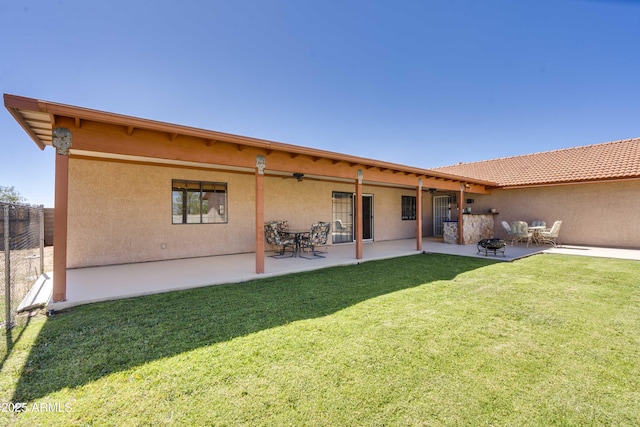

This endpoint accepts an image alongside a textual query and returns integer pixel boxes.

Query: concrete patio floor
[29,237,640,311]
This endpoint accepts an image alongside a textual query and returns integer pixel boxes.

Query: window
[401,195,416,220]
[172,180,227,224]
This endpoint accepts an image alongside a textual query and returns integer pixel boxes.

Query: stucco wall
[67,158,424,268]
[67,159,256,268]
[266,181,418,241]
[469,180,640,248]
[365,186,419,241]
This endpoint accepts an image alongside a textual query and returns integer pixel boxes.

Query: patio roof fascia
[4,95,51,150]
[4,93,497,193]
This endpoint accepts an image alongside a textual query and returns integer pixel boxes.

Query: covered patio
[30,237,639,311]
[5,94,498,306]
[8,95,640,315]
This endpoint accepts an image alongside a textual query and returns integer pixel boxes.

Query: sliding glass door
[331,192,373,243]
[332,192,353,244]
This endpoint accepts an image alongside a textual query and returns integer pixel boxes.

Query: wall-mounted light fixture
[428,188,437,193]
[293,173,304,182]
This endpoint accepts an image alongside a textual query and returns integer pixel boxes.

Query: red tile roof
[433,138,640,187]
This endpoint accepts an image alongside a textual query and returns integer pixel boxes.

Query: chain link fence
[1,202,49,329]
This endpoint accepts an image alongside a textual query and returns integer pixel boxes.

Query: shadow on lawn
[1,315,34,375]
[12,253,495,401]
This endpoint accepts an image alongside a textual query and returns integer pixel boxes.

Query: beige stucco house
[5,94,639,303]
[4,94,494,302]
[434,138,640,248]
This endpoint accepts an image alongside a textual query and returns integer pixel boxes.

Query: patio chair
[531,220,546,228]
[501,221,513,241]
[510,221,533,246]
[539,220,562,247]
[264,222,296,257]
[300,221,331,258]
[264,221,278,250]
[275,220,289,234]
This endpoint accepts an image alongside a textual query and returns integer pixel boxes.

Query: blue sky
[2,0,639,207]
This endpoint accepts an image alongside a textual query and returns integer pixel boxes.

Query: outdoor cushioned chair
[264,220,289,248]
[264,222,295,257]
[539,220,562,247]
[300,221,331,258]
[334,219,347,232]
[531,220,546,228]
[510,221,533,246]
[501,221,513,241]
[264,222,278,254]
[275,220,289,235]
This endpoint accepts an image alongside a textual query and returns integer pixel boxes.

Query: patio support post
[355,169,363,259]
[458,184,465,245]
[416,178,423,251]
[255,156,266,274]
[52,127,72,302]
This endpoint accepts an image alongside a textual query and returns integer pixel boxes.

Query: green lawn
[1,253,639,426]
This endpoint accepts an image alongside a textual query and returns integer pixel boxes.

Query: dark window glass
[172,180,227,224]
[401,195,416,220]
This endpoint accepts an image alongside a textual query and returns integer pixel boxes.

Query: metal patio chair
[501,220,513,241]
[264,221,295,257]
[510,221,533,246]
[299,221,331,258]
[539,220,562,247]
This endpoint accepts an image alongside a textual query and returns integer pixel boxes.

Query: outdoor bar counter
[443,213,496,244]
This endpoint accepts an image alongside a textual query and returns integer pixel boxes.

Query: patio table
[529,226,545,245]
[285,229,310,257]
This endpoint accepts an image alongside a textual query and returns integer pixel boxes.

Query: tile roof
[432,138,640,187]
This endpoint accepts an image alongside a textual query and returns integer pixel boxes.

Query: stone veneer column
[462,214,495,244]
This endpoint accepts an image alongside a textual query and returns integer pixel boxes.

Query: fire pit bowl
[477,238,506,257]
